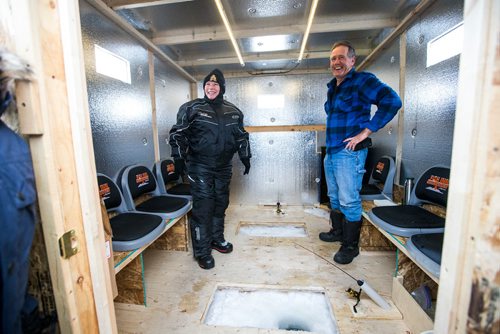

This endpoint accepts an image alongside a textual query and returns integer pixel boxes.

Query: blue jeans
[324,148,368,222]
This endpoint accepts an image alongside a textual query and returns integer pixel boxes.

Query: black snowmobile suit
[169,97,251,257]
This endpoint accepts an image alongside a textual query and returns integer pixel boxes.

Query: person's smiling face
[330,45,355,84]
[204,81,221,100]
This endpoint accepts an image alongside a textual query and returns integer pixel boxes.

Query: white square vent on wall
[427,22,464,67]
[94,44,131,84]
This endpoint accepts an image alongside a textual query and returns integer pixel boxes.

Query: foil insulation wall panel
[230,131,321,205]
[363,41,401,179]
[399,0,463,182]
[224,74,330,205]
[224,74,330,127]
[81,1,155,177]
[154,59,192,159]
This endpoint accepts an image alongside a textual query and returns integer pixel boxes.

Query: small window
[257,94,285,109]
[94,44,131,84]
[426,22,464,67]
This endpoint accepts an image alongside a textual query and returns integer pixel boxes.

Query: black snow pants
[187,161,232,258]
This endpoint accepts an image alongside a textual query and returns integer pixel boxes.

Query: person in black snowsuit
[169,69,251,269]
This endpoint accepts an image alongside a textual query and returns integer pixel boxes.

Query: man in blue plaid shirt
[320,40,402,264]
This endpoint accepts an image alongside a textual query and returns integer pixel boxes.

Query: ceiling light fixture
[298,0,319,63]
[215,0,245,66]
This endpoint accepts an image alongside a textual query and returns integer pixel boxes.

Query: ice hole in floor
[238,222,307,237]
[204,285,339,333]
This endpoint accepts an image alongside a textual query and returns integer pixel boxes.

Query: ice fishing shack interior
[0,0,498,333]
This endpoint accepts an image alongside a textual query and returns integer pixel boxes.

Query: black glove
[174,159,186,177]
[241,158,251,175]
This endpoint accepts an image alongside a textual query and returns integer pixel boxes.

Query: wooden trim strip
[245,124,326,132]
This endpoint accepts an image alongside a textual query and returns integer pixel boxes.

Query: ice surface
[204,287,338,333]
[239,225,307,237]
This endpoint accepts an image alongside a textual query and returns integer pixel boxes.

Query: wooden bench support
[392,276,434,334]
[397,252,439,295]
[112,213,190,306]
[360,220,397,251]
[115,254,146,305]
[360,200,397,251]
[150,214,189,251]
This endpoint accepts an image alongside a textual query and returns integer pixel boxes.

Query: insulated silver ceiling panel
[222,0,309,29]
[241,34,302,53]
[105,0,419,77]
[120,0,219,33]
[173,40,236,61]
[316,0,416,19]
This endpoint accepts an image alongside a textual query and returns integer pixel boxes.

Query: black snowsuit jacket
[169,97,251,166]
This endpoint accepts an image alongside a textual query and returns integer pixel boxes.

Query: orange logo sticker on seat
[167,163,175,174]
[99,183,110,199]
[136,172,150,187]
[426,175,449,193]
[375,162,385,174]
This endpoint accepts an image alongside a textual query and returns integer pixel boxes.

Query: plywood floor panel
[115,205,409,334]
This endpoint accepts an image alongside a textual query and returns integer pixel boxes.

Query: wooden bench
[114,214,189,306]
[361,190,442,334]
[362,202,439,284]
[101,204,190,306]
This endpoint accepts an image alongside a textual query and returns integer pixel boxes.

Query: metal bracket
[59,229,79,259]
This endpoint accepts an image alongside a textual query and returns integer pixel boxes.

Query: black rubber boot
[189,216,214,269]
[319,210,344,242]
[211,216,233,253]
[211,240,233,253]
[190,219,211,258]
[333,220,362,264]
[196,254,215,269]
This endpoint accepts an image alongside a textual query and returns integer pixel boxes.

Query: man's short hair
[331,41,356,58]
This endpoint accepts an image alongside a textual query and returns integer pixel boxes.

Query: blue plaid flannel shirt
[324,68,402,154]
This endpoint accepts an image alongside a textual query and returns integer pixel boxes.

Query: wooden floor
[114,205,410,333]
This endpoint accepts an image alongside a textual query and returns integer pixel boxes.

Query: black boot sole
[211,245,233,253]
[319,234,342,242]
[198,262,215,269]
[333,249,359,264]
[319,232,342,242]
[196,256,215,269]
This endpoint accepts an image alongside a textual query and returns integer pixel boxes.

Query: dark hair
[331,40,356,58]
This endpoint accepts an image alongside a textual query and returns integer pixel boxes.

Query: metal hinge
[59,230,79,259]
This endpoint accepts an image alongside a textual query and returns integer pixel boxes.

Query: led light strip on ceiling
[214,0,245,67]
[298,0,319,63]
